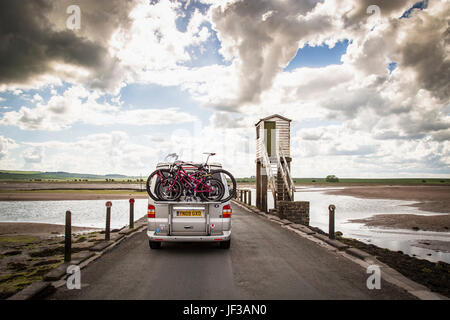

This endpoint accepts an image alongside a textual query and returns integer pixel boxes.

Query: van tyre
[219,239,231,249]
[149,241,161,249]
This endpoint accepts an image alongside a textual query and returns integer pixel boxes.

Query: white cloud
[0,0,449,178]
[23,131,174,175]
[23,146,44,164]
[110,0,211,76]
[0,85,198,130]
[31,94,43,103]
[20,120,256,176]
[0,136,16,159]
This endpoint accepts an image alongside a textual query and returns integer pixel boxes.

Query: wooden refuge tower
[255,114,296,212]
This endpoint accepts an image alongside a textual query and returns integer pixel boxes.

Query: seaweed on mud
[0,236,37,244]
[32,259,61,267]
[7,262,27,272]
[0,261,63,299]
[3,250,21,256]
[0,273,24,284]
[29,246,64,257]
[338,236,450,298]
[29,246,83,258]
[307,225,450,297]
[74,236,87,243]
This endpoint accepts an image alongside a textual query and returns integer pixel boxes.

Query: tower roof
[255,114,292,126]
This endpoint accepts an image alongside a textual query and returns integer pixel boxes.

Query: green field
[1,170,449,186]
[0,170,41,175]
[0,170,142,182]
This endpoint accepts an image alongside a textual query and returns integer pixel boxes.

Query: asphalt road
[48,204,414,300]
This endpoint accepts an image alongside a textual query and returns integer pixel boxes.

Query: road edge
[7,218,148,300]
[231,199,448,300]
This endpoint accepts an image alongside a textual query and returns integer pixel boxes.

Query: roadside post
[248,190,252,206]
[64,210,72,262]
[105,201,112,241]
[328,204,336,239]
[243,190,247,204]
[129,198,135,229]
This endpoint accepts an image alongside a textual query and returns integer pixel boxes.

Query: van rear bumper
[147,230,231,242]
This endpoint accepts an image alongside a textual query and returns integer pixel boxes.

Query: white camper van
[147,161,232,249]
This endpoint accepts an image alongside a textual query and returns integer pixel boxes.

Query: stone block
[277,201,310,225]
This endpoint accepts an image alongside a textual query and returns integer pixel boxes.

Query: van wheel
[219,239,231,249]
[149,241,161,249]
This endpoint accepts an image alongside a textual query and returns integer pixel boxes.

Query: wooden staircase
[261,143,296,205]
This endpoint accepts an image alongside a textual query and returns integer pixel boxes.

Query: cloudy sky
[0,0,448,178]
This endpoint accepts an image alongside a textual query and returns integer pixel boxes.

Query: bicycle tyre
[146,169,172,201]
[210,169,236,202]
[199,177,225,202]
[156,177,183,201]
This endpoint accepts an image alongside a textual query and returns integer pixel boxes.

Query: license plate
[176,210,202,217]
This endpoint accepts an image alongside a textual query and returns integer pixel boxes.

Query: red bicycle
[146,154,225,202]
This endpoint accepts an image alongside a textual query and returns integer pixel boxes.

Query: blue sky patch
[284,40,349,71]
[182,22,230,68]
[175,0,210,32]
[401,0,428,18]
[388,62,398,73]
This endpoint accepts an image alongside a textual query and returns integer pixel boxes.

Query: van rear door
[171,204,209,236]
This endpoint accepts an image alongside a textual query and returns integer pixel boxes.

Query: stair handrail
[278,144,295,200]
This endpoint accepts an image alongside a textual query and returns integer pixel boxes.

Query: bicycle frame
[167,165,213,193]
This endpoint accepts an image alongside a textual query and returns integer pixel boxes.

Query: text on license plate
[176,210,202,217]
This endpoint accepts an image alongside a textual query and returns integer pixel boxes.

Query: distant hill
[0,170,138,181]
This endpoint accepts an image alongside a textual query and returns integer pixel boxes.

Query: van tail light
[148,204,155,218]
[222,204,231,218]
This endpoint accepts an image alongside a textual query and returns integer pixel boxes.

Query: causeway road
[48,204,414,300]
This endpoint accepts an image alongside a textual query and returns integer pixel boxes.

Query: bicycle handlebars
[166,153,216,170]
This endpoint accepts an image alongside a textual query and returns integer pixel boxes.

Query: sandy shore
[325,185,450,213]
[1,184,449,232]
[0,222,100,237]
[349,214,450,232]
[0,182,142,191]
[0,191,148,201]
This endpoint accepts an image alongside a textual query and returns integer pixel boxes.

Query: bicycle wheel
[210,169,236,202]
[199,177,225,202]
[146,169,172,201]
[156,177,182,201]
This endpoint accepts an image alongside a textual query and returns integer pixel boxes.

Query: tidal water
[247,187,450,264]
[0,199,148,229]
[0,189,449,263]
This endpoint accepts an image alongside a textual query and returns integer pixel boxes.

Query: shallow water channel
[0,190,449,263]
[0,199,148,229]
[247,187,450,264]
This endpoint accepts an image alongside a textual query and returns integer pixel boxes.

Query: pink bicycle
[146,154,224,202]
